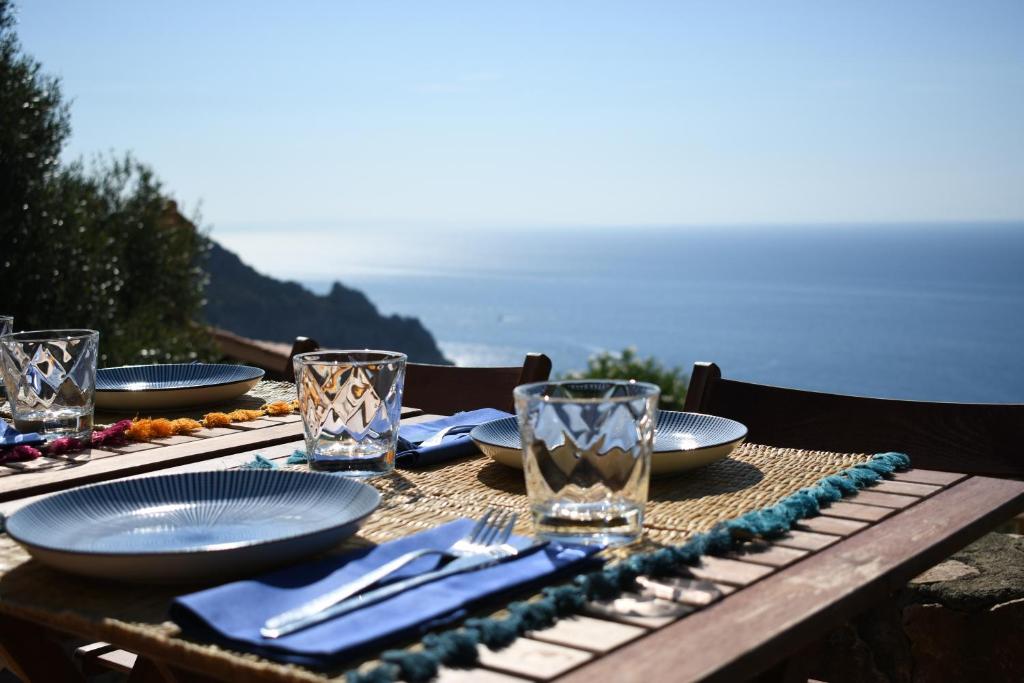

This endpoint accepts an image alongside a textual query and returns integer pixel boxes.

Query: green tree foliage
[563,347,689,410]
[0,1,215,365]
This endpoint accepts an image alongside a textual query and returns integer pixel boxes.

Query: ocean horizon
[220,223,1024,404]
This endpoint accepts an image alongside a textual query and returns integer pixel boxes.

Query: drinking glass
[0,329,99,444]
[0,315,11,400]
[514,380,660,546]
[293,350,406,477]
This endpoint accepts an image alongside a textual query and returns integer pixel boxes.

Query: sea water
[302,223,1024,403]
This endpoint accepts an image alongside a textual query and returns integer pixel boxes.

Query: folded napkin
[395,408,512,468]
[0,419,43,450]
[170,519,600,668]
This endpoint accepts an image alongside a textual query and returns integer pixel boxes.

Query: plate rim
[470,411,749,455]
[96,363,265,393]
[5,469,380,558]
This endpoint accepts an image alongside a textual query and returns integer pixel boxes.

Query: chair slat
[684,362,1024,477]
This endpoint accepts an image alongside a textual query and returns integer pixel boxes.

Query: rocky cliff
[203,241,449,364]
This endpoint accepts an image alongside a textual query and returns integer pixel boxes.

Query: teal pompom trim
[343,451,911,683]
[243,450,309,469]
[240,454,276,470]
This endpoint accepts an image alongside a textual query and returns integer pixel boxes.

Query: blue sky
[15,1,1024,238]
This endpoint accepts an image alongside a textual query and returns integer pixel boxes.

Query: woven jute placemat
[0,442,870,681]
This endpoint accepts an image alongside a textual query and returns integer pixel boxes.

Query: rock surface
[203,241,449,364]
[806,532,1024,683]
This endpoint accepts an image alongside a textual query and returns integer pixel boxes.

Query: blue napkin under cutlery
[170,519,600,668]
[395,408,512,468]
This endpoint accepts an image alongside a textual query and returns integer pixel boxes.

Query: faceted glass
[0,329,99,444]
[514,380,660,547]
[0,316,10,400]
[293,350,406,477]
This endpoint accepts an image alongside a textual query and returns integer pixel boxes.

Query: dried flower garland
[0,400,299,463]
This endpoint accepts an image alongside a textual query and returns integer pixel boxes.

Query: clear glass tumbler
[293,350,407,477]
[514,380,660,546]
[0,316,11,400]
[0,329,99,443]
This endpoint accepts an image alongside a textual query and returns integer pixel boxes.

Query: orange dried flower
[263,401,294,416]
[126,418,176,441]
[148,419,176,438]
[203,412,232,428]
[170,418,202,434]
[125,420,153,441]
[227,409,264,422]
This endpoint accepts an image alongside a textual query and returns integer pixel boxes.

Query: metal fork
[260,508,516,638]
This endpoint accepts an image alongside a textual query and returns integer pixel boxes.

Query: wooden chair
[683,361,1024,478]
[287,338,552,415]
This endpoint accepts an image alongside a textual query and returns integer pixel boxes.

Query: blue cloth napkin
[395,408,512,468]
[0,419,43,450]
[170,519,600,668]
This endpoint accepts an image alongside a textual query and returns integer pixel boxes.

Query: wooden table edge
[555,474,1024,683]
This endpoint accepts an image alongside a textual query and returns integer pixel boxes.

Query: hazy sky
[16,1,1024,235]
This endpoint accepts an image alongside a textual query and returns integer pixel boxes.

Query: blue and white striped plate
[5,469,380,582]
[471,411,747,476]
[95,363,265,411]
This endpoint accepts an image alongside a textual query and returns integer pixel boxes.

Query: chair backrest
[683,362,1024,478]
[286,337,552,415]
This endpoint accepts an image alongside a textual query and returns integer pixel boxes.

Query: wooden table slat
[0,421,304,502]
[258,413,303,424]
[729,542,809,568]
[847,490,920,509]
[795,515,869,536]
[105,441,162,454]
[436,667,533,683]
[585,593,693,629]
[870,480,942,497]
[189,427,245,438]
[476,639,593,680]
[818,500,893,522]
[143,434,202,446]
[771,529,840,552]
[889,469,967,486]
[223,418,281,430]
[528,615,647,653]
[686,556,775,586]
[555,475,1024,683]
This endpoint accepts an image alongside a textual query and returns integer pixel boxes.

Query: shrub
[562,347,689,410]
[0,1,216,365]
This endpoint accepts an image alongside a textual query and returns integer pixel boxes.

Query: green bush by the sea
[562,347,689,410]
[0,0,216,366]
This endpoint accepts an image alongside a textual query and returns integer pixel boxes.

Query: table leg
[0,614,86,683]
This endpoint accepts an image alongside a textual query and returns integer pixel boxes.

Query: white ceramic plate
[95,363,265,411]
[471,412,747,476]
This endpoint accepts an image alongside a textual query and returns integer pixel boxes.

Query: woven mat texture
[0,441,870,681]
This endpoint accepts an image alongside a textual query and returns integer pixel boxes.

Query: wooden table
[1,411,1022,683]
